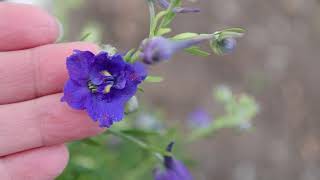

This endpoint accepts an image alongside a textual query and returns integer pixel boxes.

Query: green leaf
[214,85,233,103]
[79,23,102,43]
[152,11,168,36]
[157,28,172,36]
[210,39,223,55]
[171,32,199,40]
[161,11,176,28]
[124,49,136,62]
[79,32,91,41]
[185,46,210,57]
[101,44,117,56]
[138,87,144,93]
[129,51,141,63]
[148,0,156,37]
[169,0,182,8]
[159,0,182,28]
[154,11,168,23]
[214,27,246,40]
[145,76,164,83]
[222,27,246,33]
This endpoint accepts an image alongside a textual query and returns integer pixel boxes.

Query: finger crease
[30,48,41,98]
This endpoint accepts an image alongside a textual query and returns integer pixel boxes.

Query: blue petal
[94,52,127,76]
[61,80,91,110]
[85,94,125,127]
[66,50,95,84]
[154,169,180,180]
[113,73,127,89]
[109,80,138,103]
[89,52,127,85]
[105,61,147,103]
[130,62,148,83]
[169,159,193,180]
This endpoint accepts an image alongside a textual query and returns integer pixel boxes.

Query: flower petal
[89,52,127,85]
[106,62,146,103]
[94,52,127,76]
[66,50,95,84]
[170,160,193,180]
[61,80,91,110]
[110,80,138,103]
[154,169,180,180]
[85,94,125,127]
[130,62,148,83]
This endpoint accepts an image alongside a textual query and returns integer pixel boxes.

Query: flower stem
[107,128,172,158]
[147,0,156,37]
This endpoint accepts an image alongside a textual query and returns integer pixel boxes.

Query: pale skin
[0,3,104,179]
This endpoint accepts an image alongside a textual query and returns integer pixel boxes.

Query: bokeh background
[4,0,320,179]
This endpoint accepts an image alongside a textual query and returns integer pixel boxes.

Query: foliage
[57,86,258,180]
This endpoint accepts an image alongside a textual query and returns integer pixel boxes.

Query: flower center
[87,70,127,94]
[87,81,98,93]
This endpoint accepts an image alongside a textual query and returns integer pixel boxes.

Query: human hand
[0,3,103,179]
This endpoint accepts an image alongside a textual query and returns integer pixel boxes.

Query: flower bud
[218,37,237,54]
[157,0,200,13]
[140,36,204,65]
[153,142,193,180]
[187,108,212,129]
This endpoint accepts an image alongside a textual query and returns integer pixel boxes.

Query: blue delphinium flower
[154,142,193,180]
[188,108,212,129]
[157,0,200,13]
[62,50,147,127]
[141,36,204,65]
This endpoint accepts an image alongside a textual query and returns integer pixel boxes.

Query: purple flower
[141,36,203,65]
[188,108,212,129]
[62,50,147,127]
[154,143,193,180]
[157,0,200,13]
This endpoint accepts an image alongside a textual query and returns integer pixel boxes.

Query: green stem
[108,128,148,148]
[147,0,156,37]
[107,128,171,158]
[157,0,178,31]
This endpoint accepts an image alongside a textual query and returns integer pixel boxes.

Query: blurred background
[3,0,320,179]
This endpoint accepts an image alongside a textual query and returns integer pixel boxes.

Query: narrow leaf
[214,27,246,40]
[80,32,91,41]
[171,32,199,40]
[124,49,136,62]
[185,46,210,57]
[157,28,172,36]
[145,76,164,83]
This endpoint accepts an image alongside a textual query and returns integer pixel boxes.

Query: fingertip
[0,2,60,51]
[44,144,69,177]
[1,144,69,180]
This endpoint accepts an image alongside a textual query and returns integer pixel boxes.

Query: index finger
[0,2,60,51]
